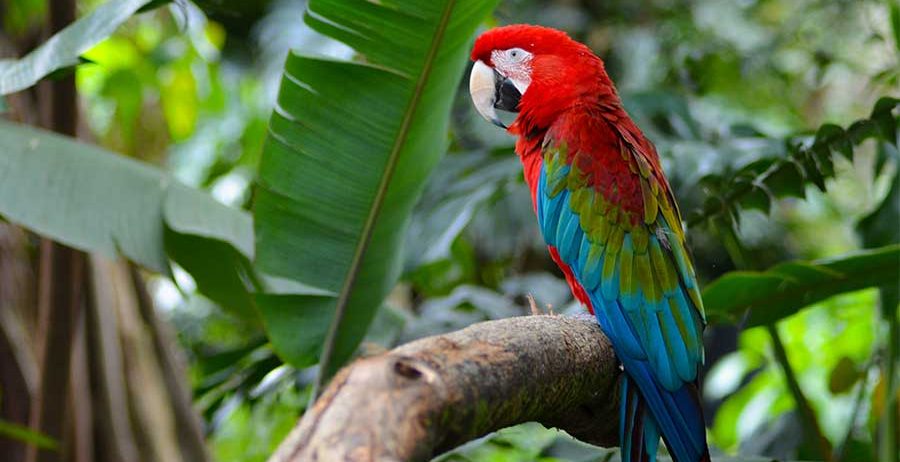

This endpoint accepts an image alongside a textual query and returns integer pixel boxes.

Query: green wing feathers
[538,126,706,390]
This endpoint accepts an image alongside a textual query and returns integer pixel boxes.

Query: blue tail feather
[619,358,709,462]
[595,302,709,462]
[620,375,659,462]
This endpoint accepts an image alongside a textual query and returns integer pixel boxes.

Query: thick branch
[270,314,622,462]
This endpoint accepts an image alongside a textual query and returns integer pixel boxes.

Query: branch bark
[269,314,622,462]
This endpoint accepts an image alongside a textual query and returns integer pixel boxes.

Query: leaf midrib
[314,0,459,395]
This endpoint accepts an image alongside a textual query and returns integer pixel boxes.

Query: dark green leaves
[688,97,900,227]
[253,0,498,378]
[703,244,900,326]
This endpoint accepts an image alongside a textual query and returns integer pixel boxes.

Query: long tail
[619,364,710,462]
[621,375,659,462]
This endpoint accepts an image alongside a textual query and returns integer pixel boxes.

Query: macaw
[469,25,710,462]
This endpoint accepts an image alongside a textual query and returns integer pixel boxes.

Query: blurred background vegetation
[0,0,897,461]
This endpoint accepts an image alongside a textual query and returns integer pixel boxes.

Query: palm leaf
[253,0,498,384]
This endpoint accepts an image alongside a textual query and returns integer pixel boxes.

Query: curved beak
[469,60,522,129]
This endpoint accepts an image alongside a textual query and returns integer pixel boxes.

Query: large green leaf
[0,0,158,95]
[253,0,499,376]
[0,120,257,318]
[703,244,900,326]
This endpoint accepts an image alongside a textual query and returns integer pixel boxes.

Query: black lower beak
[493,69,522,113]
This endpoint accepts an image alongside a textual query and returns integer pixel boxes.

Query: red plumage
[471,25,711,462]
[472,25,668,229]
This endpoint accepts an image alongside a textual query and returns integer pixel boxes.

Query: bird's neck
[516,134,545,209]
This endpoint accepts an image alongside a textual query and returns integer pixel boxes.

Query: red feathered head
[469,25,615,135]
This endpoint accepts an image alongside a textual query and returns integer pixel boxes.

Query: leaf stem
[713,218,833,461]
[766,323,833,461]
[833,355,875,462]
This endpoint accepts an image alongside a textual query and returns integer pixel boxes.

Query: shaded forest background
[0,0,897,461]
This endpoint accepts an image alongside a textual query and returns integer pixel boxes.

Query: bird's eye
[507,48,528,61]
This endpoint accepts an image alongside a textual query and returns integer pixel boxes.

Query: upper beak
[469,60,522,129]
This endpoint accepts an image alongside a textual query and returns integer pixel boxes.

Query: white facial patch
[491,48,532,95]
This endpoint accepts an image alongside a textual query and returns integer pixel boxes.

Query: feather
[640,178,658,224]
[556,199,581,262]
[523,83,709,462]
[619,235,635,309]
[649,238,677,296]
[580,240,604,291]
[634,252,657,303]
[541,190,566,244]
[658,309,695,382]
[631,226,649,254]
[600,246,620,301]
[603,298,646,359]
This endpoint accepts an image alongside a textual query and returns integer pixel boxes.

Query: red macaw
[469,25,710,462]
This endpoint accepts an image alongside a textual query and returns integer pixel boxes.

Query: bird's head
[469,24,613,133]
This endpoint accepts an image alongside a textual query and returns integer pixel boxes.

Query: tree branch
[269,314,622,462]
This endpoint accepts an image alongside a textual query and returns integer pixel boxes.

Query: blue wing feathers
[557,205,582,262]
[579,239,605,291]
[606,299,647,360]
[535,161,708,462]
[660,308,695,382]
[600,251,620,300]
[645,314,679,391]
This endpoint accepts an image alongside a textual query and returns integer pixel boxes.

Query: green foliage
[704,244,900,326]
[208,371,308,462]
[0,0,155,94]
[0,418,58,450]
[405,149,519,270]
[252,0,499,380]
[0,120,257,317]
[0,0,897,460]
[828,356,864,395]
[1,0,46,37]
[76,9,245,159]
[707,289,880,452]
[688,97,899,227]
